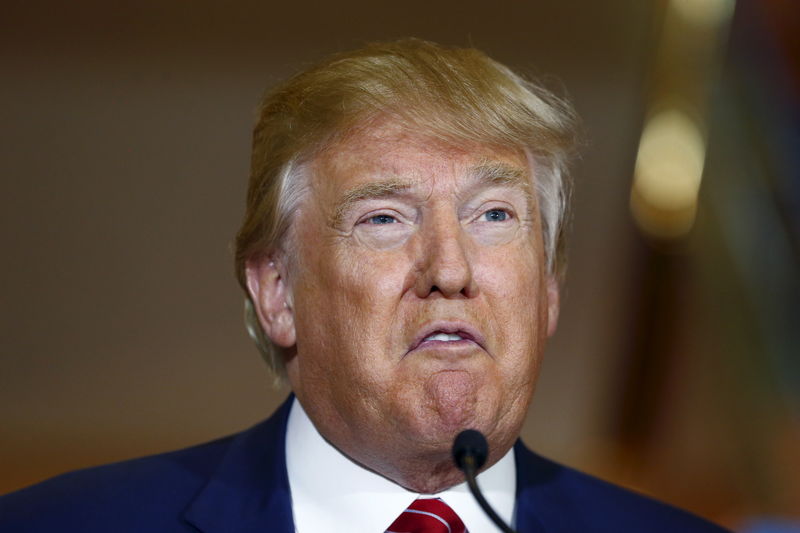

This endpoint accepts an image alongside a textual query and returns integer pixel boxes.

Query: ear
[245,255,296,348]
[545,276,560,338]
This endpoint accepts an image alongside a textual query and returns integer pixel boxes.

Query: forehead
[310,122,530,193]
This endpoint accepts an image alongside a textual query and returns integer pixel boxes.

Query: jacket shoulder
[0,434,234,533]
[514,444,730,533]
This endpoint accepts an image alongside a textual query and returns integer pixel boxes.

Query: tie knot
[386,498,467,533]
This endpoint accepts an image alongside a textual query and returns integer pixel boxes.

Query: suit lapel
[514,441,562,533]
[184,402,564,533]
[184,396,295,533]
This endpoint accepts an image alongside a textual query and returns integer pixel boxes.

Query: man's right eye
[353,211,411,250]
[366,214,397,224]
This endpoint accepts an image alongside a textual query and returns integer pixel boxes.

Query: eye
[365,214,398,224]
[467,202,520,246]
[482,209,510,222]
[353,210,413,250]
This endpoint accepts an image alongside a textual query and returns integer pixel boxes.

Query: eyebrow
[467,159,533,200]
[330,178,412,228]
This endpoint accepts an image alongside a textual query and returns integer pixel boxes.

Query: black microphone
[452,430,517,533]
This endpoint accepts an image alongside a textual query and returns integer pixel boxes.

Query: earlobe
[546,277,560,338]
[245,256,296,348]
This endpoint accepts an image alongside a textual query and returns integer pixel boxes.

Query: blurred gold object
[632,107,705,239]
[671,0,735,28]
[630,0,734,239]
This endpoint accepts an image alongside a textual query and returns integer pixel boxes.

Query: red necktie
[385,498,467,533]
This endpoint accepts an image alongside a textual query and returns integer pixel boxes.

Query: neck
[363,453,467,494]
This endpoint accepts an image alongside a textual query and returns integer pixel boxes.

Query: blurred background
[1,0,797,530]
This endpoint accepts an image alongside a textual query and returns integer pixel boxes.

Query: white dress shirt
[285,398,516,532]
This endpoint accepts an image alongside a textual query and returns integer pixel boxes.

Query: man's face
[252,122,558,490]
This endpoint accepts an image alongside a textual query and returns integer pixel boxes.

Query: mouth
[407,321,486,354]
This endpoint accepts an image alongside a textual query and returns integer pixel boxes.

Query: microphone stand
[453,430,518,533]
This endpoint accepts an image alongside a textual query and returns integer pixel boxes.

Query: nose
[413,217,478,299]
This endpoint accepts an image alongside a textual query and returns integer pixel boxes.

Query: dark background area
[2,1,797,530]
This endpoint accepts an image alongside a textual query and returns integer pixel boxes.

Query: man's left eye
[482,209,509,222]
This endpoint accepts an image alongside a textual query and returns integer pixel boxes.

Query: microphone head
[452,429,489,471]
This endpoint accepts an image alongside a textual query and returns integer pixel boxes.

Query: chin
[394,384,507,452]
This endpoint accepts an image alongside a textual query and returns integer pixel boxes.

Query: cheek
[475,243,541,301]
[293,241,411,363]
[333,242,413,302]
[474,243,545,368]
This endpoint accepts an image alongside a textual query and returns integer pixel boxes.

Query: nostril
[430,285,441,293]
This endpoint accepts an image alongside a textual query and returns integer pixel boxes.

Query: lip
[407,320,486,354]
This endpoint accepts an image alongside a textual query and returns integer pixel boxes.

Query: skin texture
[246,122,559,493]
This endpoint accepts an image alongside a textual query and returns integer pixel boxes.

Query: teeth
[423,333,464,342]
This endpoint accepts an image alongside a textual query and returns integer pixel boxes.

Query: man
[0,39,728,532]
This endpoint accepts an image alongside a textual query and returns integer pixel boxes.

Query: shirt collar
[285,397,516,532]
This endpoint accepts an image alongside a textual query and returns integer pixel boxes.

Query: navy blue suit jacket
[0,397,728,532]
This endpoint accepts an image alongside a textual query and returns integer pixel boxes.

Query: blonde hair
[234,38,578,378]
